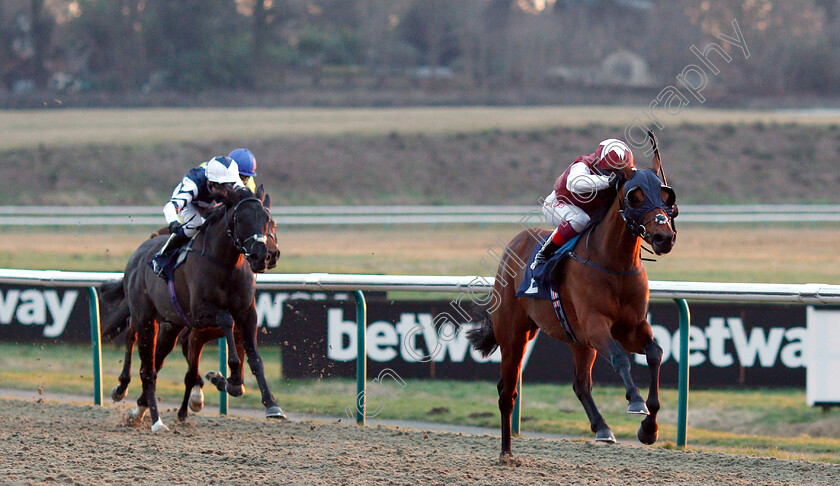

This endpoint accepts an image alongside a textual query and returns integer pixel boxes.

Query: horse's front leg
[236,306,285,419]
[605,339,649,415]
[637,339,662,445]
[195,306,243,396]
[179,331,206,421]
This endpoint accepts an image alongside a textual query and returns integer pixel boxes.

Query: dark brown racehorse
[468,139,677,460]
[103,209,281,421]
[100,185,282,431]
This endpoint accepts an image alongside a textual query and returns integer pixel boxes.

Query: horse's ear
[214,187,235,206]
[264,193,271,210]
[256,184,266,203]
[647,130,662,175]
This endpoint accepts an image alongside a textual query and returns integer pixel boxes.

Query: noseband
[227,197,270,259]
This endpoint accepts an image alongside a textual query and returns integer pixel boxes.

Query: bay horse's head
[619,169,678,255]
[221,185,274,273]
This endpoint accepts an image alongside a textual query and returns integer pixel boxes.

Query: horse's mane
[588,187,619,228]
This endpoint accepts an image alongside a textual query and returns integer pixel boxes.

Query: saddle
[148,240,201,327]
[516,233,583,344]
[149,240,193,282]
[516,233,582,300]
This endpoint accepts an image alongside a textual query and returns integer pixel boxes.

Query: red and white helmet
[595,139,634,170]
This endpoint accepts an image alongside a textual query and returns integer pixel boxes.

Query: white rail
[4,269,840,304]
[2,205,840,226]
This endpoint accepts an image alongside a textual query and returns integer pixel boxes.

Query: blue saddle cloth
[515,233,583,300]
[149,240,193,282]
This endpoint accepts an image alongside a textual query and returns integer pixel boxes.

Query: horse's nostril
[652,232,671,246]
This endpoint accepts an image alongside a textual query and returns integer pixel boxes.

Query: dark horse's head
[216,185,274,273]
[619,168,678,255]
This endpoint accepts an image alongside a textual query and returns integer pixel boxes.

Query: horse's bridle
[227,197,271,259]
[618,175,678,241]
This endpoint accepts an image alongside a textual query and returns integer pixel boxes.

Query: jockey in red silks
[531,138,636,270]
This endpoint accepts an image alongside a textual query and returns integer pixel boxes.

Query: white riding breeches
[173,205,204,238]
[542,190,590,233]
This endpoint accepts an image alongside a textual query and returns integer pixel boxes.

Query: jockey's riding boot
[152,232,188,277]
[531,224,577,270]
[531,236,560,270]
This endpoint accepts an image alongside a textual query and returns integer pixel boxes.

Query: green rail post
[354,290,368,425]
[88,287,103,406]
[218,337,228,415]
[512,370,522,436]
[675,298,691,449]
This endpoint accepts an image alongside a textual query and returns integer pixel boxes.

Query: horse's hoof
[151,418,169,433]
[499,453,521,466]
[637,423,659,445]
[127,406,147,424]
[265,406,286,419]
[188,385,204,412]
[206,371,226,391]
[111,385,126,402]
[595,428,617,443]
[177,410,188,422]
[225,382,244,397]
[628,400,650,415]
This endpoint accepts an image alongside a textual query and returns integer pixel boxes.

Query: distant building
[547,49,657,88]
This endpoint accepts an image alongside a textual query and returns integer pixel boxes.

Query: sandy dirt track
[2,397,838,486]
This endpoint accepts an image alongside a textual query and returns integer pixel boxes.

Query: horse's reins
[568,208,644,277]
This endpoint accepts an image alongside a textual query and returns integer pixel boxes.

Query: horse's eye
[628,188,645,208]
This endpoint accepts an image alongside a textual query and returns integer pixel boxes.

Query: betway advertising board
[1,283,833,388]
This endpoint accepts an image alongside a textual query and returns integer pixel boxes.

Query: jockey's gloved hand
[168,221,183,235]
[608,171,622,192]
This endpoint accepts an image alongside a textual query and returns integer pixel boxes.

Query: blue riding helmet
[228,148,257,177]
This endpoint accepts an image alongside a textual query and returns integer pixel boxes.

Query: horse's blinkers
[620,170,678,238]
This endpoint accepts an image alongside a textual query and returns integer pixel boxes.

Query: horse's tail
[99,279,131,342]
[466,314,498,358]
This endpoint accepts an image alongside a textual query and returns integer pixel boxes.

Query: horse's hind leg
[496,322,532,460]
[136,318,168,432]
[111,320,135,402]
[570,344,616,443]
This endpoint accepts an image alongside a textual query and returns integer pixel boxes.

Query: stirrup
[530,252,547,270]
[151,258,165,278]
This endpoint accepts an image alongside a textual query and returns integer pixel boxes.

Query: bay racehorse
[102,208,282,421]
[468,135,677,460]
[99,185,283,431]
